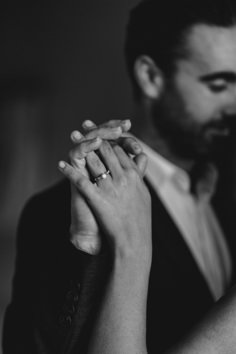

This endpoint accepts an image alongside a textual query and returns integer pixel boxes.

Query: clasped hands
[58,119,152,264]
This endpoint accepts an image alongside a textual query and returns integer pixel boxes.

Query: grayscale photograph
[1,0,236,353]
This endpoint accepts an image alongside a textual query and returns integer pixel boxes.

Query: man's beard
[151,97,233,164]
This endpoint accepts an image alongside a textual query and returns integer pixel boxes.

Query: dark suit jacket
[3,179,236,354]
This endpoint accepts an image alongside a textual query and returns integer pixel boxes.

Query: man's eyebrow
[200,72,236,83]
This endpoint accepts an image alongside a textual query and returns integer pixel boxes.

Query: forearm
[87,253,151,354]
[168,285,236,354]
[60,128,152,353]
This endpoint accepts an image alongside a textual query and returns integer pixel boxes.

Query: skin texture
[59,136,151,354]
[68,119,145,254]
[59,140,151,259]
[168,285,236,354]
[59,127,236,354]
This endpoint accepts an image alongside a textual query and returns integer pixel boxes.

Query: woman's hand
[59,137,152,265]
[59,137,151,354]
[60,119,146,255]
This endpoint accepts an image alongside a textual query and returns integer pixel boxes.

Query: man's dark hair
[125,0,236,99]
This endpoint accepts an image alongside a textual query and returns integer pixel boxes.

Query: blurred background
[0,0,139,347]
[2,1,236,351]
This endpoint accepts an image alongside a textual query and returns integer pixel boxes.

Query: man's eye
[208,80,227,93]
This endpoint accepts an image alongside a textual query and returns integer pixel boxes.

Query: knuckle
[101,140,113,154]
[94,158,103,170]
[113,144,123,155]
[127,168,138,180]
[101,128,121,140]
[96,127,106,136]
[125,137,134,145]
[86,128,98,138]
[87,127,110,139]
[87,154,103,169]
[118,174,128,187]
[75,176,84,189]
[120,137,134,151]
[110,131,121,139]
[69,144,85,161]
[113,144,120,153]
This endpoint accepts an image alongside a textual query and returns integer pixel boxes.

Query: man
[120,0,236,351]
[3,0,236,353]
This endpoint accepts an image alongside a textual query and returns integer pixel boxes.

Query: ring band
[94,170,111,183]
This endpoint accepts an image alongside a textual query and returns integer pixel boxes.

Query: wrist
[112,243,152,275]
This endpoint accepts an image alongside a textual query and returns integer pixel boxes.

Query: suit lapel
[146,179,214,299]
[146,180,215,352]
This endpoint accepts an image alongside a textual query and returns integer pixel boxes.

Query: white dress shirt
[140,140,232,301]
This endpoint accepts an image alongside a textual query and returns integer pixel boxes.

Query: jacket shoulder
[18,179,70,243]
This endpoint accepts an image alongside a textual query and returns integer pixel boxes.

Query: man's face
[152,24,236,160]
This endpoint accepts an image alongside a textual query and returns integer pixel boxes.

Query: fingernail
[121,120,131,132]
[122,119,131,127]
[58,161,66,169]
[93,137,101,143]
[71,130,82,141]
[83,120,95,128]
[133,143,141,152]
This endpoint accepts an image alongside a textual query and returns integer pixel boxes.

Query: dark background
[0,0,139,347]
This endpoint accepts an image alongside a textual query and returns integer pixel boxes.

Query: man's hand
[59,137,151,354]
[59,137,151,263]
[61,119,145,255]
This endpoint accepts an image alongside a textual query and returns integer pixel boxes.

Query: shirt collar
[139,139,191,192]
[138,139,217,200]
[193,163,218,201]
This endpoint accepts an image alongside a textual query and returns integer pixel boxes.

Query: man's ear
[134,56,164,99]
